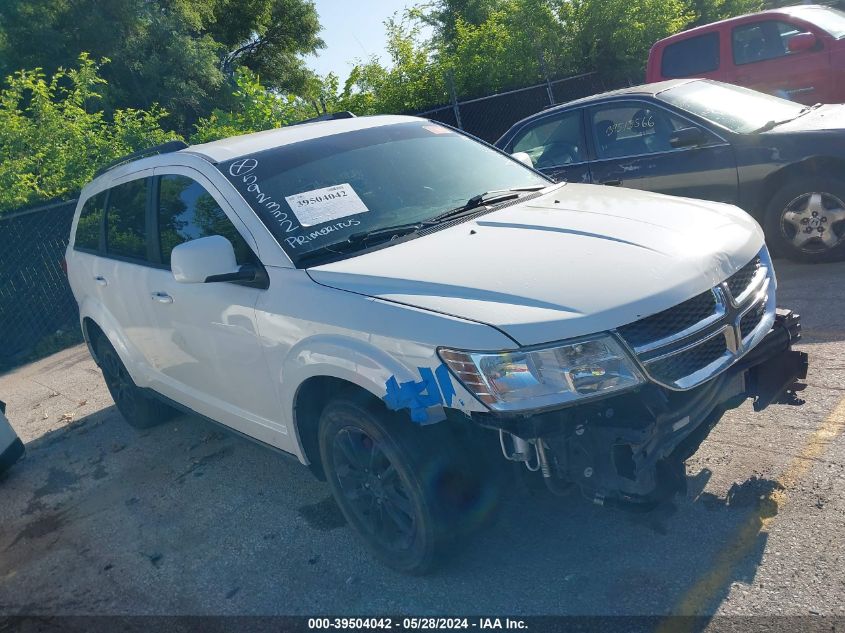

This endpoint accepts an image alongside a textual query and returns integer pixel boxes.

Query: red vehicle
[647,4,845,104]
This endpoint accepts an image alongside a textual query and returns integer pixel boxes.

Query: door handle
[94,276,108,286]
[151,292,173,304]
[602,179,622,186]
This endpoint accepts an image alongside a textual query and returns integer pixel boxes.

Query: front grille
[646,334,728,386]
[617,290,717,349]
[614,249,773,390]
[740,300,766,339]
[726,256,761,300]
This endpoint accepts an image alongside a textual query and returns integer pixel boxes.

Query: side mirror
[511,151,534,168]
[788,32,818,54]
[171,235,255,284]
[669,126,706,149]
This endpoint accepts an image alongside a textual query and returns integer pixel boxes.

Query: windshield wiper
[346,222,430,244]
[297,185,551,266]
[751,103,823,133]
[429,185,547,223]
[296,223,428,267]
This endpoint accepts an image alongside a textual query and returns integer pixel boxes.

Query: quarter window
[511,110,585,169]
[661,33,720,78]
[106,178,148,261]
[733,21,810,65]
[590,102,700,160]
[157,175,253,266]
[74,191,106,252]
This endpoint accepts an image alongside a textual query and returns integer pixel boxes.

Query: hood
[308,184,765,347]
[769,104,845,133]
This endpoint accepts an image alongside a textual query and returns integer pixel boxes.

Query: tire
[318,396,474,574]
[96,336,175,429]
[763,177,845,263]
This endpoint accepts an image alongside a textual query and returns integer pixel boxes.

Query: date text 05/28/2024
[307,618,528,630]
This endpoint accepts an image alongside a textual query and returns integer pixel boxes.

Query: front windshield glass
[657,80,805,133]
[793,6,845,38]
[217,121,549,266]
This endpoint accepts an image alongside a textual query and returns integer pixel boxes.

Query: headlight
[438,335,644,412]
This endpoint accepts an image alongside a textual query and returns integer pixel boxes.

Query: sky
[304,0,425,82]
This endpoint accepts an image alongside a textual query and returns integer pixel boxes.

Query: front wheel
[764,178,845,263]
[318,397,447,574]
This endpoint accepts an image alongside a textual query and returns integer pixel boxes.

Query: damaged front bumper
[462,309,808,509]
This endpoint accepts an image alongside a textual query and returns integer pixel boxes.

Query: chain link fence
[0,200,81,372]
[415,71,609,143]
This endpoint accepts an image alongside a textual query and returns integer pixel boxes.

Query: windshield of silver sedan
[217,121,549,267]
[658,80,805,134]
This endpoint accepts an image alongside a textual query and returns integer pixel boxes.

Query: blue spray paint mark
[384,363,456,424]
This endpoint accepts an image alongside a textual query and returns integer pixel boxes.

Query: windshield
[657,80,805,133]
[792,6,845,38]
[217,121,548,266]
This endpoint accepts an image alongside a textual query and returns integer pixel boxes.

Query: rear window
[74,191,106,252]
[105,178,148,261]
[661,32,720,78]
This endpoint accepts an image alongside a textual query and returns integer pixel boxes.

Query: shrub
[0,54,180,214]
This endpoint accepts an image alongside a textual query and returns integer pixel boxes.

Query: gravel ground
[0,259,843,618]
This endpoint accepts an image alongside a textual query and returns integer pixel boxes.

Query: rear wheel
[96,336,175,429]
[764,177,845,263]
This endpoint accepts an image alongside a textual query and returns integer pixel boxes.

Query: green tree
[0,54,179,213]
[685,0,763,27]
[347,16,448,113]
[441,0,569,96]
[420,0,503,50]
[191,68,315,143]
[557,0,694,84]
[0,0,324,131]
[214,0,324,94]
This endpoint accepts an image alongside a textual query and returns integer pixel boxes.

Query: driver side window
[157,174,254,266]
[732,21,806,65]
[511,110,585,170]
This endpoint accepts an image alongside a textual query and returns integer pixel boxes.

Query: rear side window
[661,33,720,78]
[74,191,106,252]
[106,178,148,261]
[589,101,699,159]
[157,175,253,265]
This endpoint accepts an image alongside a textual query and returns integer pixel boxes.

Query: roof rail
[289,111,356,126]
[94,140,189,177]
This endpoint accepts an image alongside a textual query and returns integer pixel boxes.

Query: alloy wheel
[332,426,416,551]
[780,191,845,253]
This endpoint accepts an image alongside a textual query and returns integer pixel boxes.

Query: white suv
[66,114,807,572]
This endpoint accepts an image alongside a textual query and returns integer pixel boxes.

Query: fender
[78,295,154,387]
[279,333,477,464]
